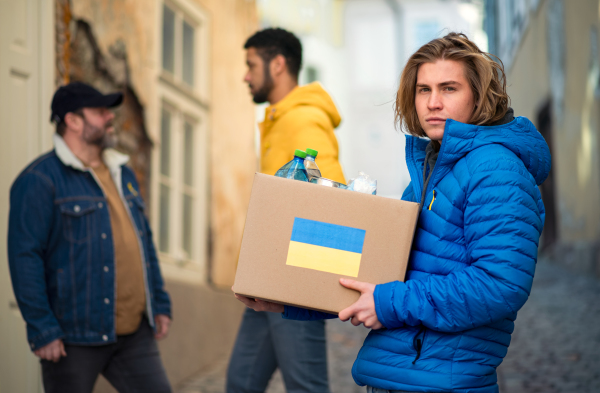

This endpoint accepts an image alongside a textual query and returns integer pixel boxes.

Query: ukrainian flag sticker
[285,218,366,277]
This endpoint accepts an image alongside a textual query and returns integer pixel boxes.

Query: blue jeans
[226,308,329,393]
[41,319,171,393]
[367,388,418,393]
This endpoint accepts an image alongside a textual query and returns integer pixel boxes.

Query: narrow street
[177,260,600,393]
[496,260,600,392]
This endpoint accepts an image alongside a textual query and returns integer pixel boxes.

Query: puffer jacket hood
[259,82,345,183]
[408,116,551,199]
[264,82,341,129]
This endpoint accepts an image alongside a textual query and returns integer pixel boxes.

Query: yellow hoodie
[259,82,345,183]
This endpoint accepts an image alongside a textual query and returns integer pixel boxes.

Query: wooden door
[0,0,53,391]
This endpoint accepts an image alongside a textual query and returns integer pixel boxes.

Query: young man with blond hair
[236,32,551,393]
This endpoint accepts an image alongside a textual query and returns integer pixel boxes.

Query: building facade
[0,0,257,391]
[485,0,600,277]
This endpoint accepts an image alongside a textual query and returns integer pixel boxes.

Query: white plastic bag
[347,172,377,195]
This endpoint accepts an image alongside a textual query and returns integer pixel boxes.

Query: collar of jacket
[53,133,129,173]
[263,85,303,121]
[260,82,341,136]
[405,116,551,199]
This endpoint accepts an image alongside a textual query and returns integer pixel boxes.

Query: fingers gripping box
[232,174,420,314]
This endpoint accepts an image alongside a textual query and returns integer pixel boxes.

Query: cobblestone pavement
[496,261,600,393]
[177,261,600,393]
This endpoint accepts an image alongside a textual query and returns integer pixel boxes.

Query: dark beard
[252,63,274,104]
[83,120,115,149]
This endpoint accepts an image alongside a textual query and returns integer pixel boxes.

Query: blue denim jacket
[8,135,171,351]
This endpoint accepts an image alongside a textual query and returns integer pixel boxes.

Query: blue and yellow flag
[285,218,366,277]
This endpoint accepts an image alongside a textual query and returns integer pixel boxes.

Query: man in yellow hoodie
[226,28,343,393]
[245,28,345,183]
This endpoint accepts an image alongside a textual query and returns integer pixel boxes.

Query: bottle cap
[294,149,307,158]
[306,148,318,157]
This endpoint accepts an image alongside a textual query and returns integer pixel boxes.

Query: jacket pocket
[412,325,428,364]
[59,200,97,243]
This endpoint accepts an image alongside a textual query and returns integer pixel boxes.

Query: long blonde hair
[395,32,510,137]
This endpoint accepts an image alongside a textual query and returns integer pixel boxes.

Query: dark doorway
[537,100,558,251]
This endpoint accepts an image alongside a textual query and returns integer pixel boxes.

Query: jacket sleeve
[283,305,338,321]
[282,108,346,184]
[126,170,172,319]
[8,171,65,350]
[401,181,416,202]
[142,213,172,318]
[374,155,544,332]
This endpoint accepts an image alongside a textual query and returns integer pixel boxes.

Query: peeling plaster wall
[69,0,258,289]
[68,18,153,200]
[70,1,157,112]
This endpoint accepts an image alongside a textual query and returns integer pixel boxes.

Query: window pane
[160,108,171,177]
[162,5,175,73]
[182,194,193,257]
[159,184,170,253]
[182,20,195,86]
[183,121,194,186]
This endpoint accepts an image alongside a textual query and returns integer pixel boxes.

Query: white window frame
[152,0,210,281]
[160,0,210,101]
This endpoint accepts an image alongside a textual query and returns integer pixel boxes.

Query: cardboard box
[233,173,420,314]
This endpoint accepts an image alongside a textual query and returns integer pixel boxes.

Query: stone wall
[55,3,153,201]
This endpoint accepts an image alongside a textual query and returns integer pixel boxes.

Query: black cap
[50,82,123,123]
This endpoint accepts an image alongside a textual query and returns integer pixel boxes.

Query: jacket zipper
[408,136,447,202]
[428,190,436,210]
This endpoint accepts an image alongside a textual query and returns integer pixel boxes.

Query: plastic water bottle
[304,148,322,181]
[275,149,309,181]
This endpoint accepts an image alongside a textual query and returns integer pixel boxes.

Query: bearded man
[8,82,172,393]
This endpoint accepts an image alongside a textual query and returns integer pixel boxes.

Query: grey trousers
[226,308,329,393]
[41,319,171,393]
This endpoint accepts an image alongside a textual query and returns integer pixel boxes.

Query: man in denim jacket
[8,82,172,393]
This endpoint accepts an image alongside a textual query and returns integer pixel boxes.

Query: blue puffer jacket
[284,116,551,392]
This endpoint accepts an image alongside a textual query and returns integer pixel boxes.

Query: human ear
[270,54,287,77]
[64,112,82,131]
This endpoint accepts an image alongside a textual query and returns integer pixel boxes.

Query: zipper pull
[428,190,436,210]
